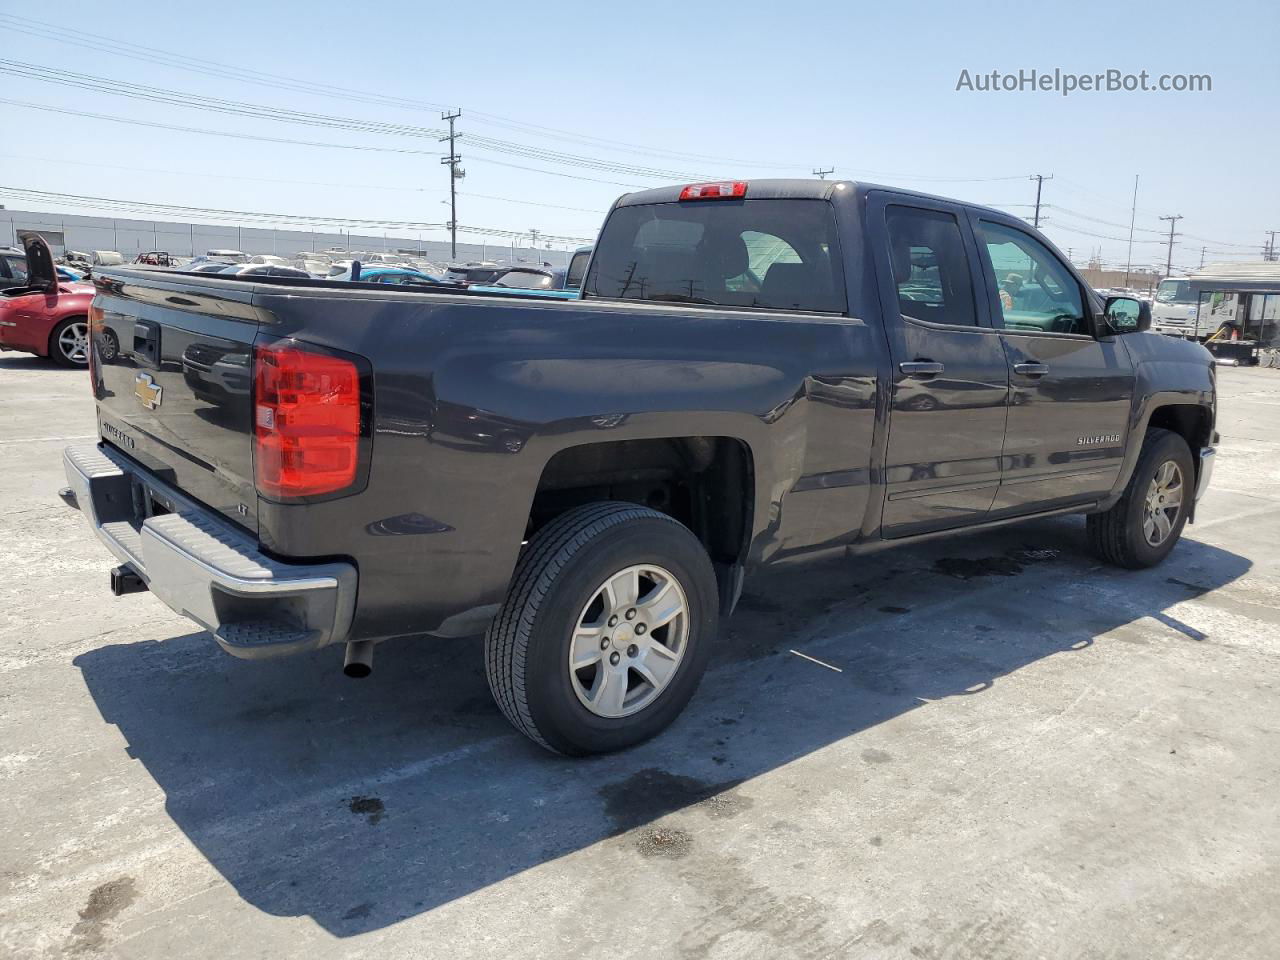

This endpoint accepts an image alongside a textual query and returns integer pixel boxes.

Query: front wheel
[1087,428,1194,569]
[485,501,718,755]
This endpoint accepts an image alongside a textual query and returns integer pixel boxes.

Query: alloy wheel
[1143,460,1184,546]
[58,321,90,365]
[568,564,689,719]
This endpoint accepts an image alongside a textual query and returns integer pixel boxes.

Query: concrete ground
[2,355,1278,960]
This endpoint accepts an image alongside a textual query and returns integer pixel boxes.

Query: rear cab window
[584,199,846,313]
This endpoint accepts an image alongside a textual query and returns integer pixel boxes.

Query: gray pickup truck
[62,179,1217,755]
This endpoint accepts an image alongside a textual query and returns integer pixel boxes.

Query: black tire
[485,501,718,755]
[1087,428,1194,569]
[48,316,89,368]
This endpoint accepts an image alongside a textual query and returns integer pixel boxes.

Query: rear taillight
[678,181,747,200]
[253,341,363,499]
[87,304,104,388]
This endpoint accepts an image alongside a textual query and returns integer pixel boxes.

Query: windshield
[1156,279,1193,304]
[584,199,845,312]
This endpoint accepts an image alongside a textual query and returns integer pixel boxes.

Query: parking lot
[1,356,1278,959]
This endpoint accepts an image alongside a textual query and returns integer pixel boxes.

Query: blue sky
[0,0,1276,270]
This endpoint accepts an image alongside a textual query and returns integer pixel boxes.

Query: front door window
[977,221,1088,335]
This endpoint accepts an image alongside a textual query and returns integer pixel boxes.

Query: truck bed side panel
[247,290,883,641]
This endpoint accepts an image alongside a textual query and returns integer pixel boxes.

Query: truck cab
[1152,277,1198,337]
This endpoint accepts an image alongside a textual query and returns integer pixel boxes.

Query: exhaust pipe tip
[343,640,375,679]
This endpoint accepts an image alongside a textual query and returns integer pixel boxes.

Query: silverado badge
[134,373,163,410]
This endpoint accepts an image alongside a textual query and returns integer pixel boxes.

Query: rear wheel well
[529,436,754,573]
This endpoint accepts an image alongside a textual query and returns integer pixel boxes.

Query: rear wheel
[1087,428,1194,568]
[49,317,90,367]
[485,501,718,755]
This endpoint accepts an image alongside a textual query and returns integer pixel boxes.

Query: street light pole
[1123,174,1138,289]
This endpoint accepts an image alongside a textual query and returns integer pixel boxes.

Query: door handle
[1014,362,1050,377]
[899,360,944,377]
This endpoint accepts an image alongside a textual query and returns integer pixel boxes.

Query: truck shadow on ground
[73,515,1249,937]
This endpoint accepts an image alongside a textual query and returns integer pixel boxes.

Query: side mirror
[1104,296,1151,334]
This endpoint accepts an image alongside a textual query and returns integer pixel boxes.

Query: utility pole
[1123,174,1138,288]
[1199,246,1206,269]
[812,167,834,179]
[1265,230,1279,262]
[1030,173,1053,228]
[529,228,540,260]
[1159,214,1183,276]
[440,109,463,261]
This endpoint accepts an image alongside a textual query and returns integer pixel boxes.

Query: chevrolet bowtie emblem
[134,372,163,410]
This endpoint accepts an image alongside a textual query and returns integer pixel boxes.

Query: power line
[0,13,809,171]
[0,151,609,214]
[0,185,596,244]
[0,29,1038,185]
[0,96,441,156]
[0,60,721,181]
[1046,204,1166,234]
[0,98,647,189]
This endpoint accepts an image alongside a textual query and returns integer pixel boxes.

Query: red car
[0,236,108,367]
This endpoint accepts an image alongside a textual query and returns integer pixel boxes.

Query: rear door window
[585,199,846,313]
[884,206,978,327]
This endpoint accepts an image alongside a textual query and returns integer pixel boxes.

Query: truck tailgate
[92,274,262,533]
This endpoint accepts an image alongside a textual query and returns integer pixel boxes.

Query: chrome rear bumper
[63,443,357,659]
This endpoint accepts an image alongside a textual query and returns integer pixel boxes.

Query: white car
[291,259,330,278]
[205,249,249,265]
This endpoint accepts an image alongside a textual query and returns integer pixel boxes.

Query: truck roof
[614,178,1014,220]
[1191,261,1280,283]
